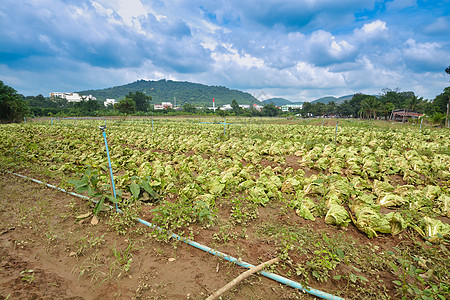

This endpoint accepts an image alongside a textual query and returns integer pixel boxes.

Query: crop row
[1,119,448,242]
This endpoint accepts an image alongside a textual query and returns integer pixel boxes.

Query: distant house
[390,109,423,122]
[325,113,339,118]
[104,99,117,107]
[207,103,263,111]
[50,92,96,103]
[281,104,303,112]
[253,104,264,111]
[219,104,232,110]
[154,102,173,110]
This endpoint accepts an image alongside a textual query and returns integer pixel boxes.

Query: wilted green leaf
[325,204,351,227]
[130,182,140,199]
[336,248,344,260]
[423,216,450,243]
[379,193,405,208]
[392,280,402,286]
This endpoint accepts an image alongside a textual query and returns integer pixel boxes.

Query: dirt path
[0,173,309,300]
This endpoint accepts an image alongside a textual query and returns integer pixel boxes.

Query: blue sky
[1,0,449,102]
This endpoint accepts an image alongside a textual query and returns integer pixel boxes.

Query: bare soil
[0,168,408,300]
[0,172,315,300]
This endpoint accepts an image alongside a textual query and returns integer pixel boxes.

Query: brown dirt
[0,173,312,300]
[259,159,278,169]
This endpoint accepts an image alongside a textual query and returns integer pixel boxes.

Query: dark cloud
[0,0,206,73]
[149,38,212,73]
[221,0,374,31]
[0,0,449,100]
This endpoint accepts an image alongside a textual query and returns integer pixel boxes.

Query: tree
[0,81,28,123]
[126,91,151,112]
[380,102,394,119]
[379,89,413,110]
[406,94,422,111]
[114,97,136,114]
[429,112,445,125]
[326,101,337,114]
[415,99,434,115]
[74,97,101,116]
[217,109,228,117]
[231,99,242,115]
[182,103,196,113]
[26,94,57,116]
[432,87,450,114]
[359,96,380,119]
[262,104,280,117]
[311,102,326,116]
[446,65,450,75]
[337,100,353,117]
[301,102,313,116]
[349,93,371,117]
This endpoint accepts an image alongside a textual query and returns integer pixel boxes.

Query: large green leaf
[130,181,140,199]
[325,204,351,227]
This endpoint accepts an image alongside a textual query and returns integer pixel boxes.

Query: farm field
[0,116,449,299]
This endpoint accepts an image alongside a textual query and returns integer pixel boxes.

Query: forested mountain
[79,79,260,106]
[263,95,353,106]
[310,95,353,105]
[262,98,293,106]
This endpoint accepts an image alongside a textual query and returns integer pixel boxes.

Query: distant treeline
[1,80,449,124]
[298,89,449,122]
[28,87,450,123]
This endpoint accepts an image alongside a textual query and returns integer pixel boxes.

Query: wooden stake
[206,257,280,300]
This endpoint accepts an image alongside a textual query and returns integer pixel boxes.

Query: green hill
[262,97,293,106]
[263,95,353,106]
[310,95,353,105]
[78,79,259,107]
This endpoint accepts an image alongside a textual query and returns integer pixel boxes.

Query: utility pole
[446,97,449,128]
[445,66,450,127]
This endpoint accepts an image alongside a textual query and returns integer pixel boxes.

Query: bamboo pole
[206,257,280,300]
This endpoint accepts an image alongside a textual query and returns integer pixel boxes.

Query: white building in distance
[50,92,96,103]
[281,104,303,112]
[219,104,232,110]
[154,102,173,110]
[210,103,263,111]
[218,104,251,110]
[104,99,117,107]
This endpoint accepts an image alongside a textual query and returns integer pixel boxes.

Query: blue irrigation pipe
[4,170,344,300]
[335,121,339,143]
[5,171,92,202]
[99,125,118,211]
[135,216,344,300]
